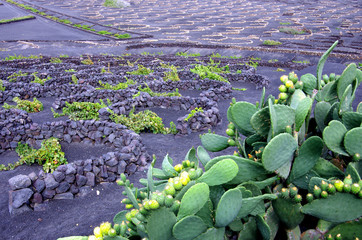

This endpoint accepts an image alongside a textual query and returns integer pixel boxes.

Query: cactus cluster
[62,41,362,240]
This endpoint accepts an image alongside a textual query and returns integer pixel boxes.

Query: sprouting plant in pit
[3,97,43,112]
[185,107,204,121]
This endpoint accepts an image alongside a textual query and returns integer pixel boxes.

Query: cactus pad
[215,188,243,227]
[338,84,353,114]
[326,219,362,239]
[300,229,323,240]
[237,217,259,240]
[198,158,238,186]
[272,197,304,230]
[322,120,348,156]
[344,127,362,158]
[146,208,177,240]
[301,192,362,222]
[177,183,209,220]
[315,101,332,131]
[113,210,128,225]
[200,133,229,152]
[185,147,198,167]
[193,227,225,240]
[196,199,214,228]
[316,40,338,90]
[205,155,268,184]
[262,133,298,172]
[290,89,306,109]
[312,158,344,179]
[237,194,277,219]
[300,73,317,95]
[289,136,324,181]
[295,97,313,131]
[251,107,271,137]
[230,101,257,136]
[197,146,211,167]
[342,112,362,130]
[337,63,357,99]
[256,214,271,240]
[269,103,295,137]
[172,215,207,240]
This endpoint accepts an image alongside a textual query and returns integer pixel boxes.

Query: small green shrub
[81,56,94,65]
[133,83,181,98]
[15,138,67,173]
[279,27,308,35]
[176,52,201,57]
[185,107,203,121]
[2,54,42,61]
[0,80,5,91]
[190,59,230,83]
[65,69,76,72]
[3,97,43,112]
[7,70,28,82]
[70,74,78,84]
[127,65,153,75]
[52,100,110,120]
[31,72,52,85]
[96,78,136,90]
[50,57,62,63]
[263,40,282,46]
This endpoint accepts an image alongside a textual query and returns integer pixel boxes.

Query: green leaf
[197,146,211,167]
[289,136,324,181]
[177,183,210,220]
[301,192,362,222]
[316,40,338,90]
[172,215,207,240]
[344,127,362,157]
[295,97,313,131]
[162,154,178,177]
[262,133,298,172]
[200,133,229,152]
[322,120,348,156]
[337,63,357,99]
[237,194,277,219]
[215,188,243,227]
[146,208,177,240]
[231,101,257,136]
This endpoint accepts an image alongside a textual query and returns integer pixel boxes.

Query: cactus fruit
[344,175,353,185]
[165,195,174,207]
[93,227,102,238]
[289,187,298,198]
[314,185,322,198]
[334,180,344,192]
[306,193,314,203]
[148,200,160,209]
[343,184,351,193]
[327,184,336,194]
[100,222,112,236]
[294,194,302,203]
[321,191,328,198]
[164,185,176,196]
[281,188,289,199]
[321,180,329,191]
[174,164,183,173]
[351,183,361,194]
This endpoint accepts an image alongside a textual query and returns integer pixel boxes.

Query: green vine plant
[160,63,181,82]
[81,56,94,65]
[0,79,5,91]
[50,57,62,64]
[175,52,201,58]
[70,74,78,84]
[51,99,111,120]
[7,70,28,82]
[65,69,76,73]
[96,78,136,90]
[31,72,52,85]
[132,83,181,98]
[1,54,42,61]
[127,65,153,75]
[0,15,35,24]
[109,108,177,134]
[184,107,203,121]
[190,58,230,83]
[15,138,67,173]
[101,63,113,74]
[3,97,43,112]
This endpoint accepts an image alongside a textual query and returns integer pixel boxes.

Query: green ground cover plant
[184,107,204,121]
[176,52,201,58]
[133,83,181,98]
[3,97,43,112]
[127,65,153,75]
[50,57,62,64]
[31,72,52,85]
[0,80,5,91]
[263,40,282,46]
[279,27,308,35]
[109,108,176,134]
[7,70,28,82]
[96,78,136,90]
[1,54,42,61]
[190,58,230,83]
[52,100,110,120]
[62,41,362,240]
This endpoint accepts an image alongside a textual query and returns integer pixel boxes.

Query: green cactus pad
[316,81,338,102]
[290,89,306,109]
[230,101,257,136]
[272,197,304,230]
[256,214,271,240]
[103,236,128,240]
[139,178,168,187]
[146,208,177,240]
[342,112,362,130]
[300,73,317,95]
[295,97,313,131]
[326,219,362,239]
[209,185,225,211]
[113,210,128,225]
[262,133,298,172]
[269,103,295,137]
[325,102,341,124]
[196,199,214,228]
[316,219,338,233]
[307,177,331,193]
[237,194,277,219]
[301,192,362,222]
[175,181,195,201]
[193,227,225,240]
[346,163,361,183]
[316,40,338,90]
[57,237,88,240]
[322,120,348,156]
[200,133,229,152]
[344,127,362,158]
[312,158,344,179]
[264,206,279,240]
[251,107,271,137]
[237,217,259,240]
[338,84,353,114]
[300,229,323,240]
[177,183,209,220]
[337,63,357,99]
[286,226,301,240]
[205,155,268,184]
[215,188,243,227]
[315,101,332,131]
[197,146,211,167]
[291,170,320,190]
[162,154,178,177]
[185,147,198,167]
[152,168,169,180]
[289,136,324,181]
[197,158,239,186]
[246,176,279,190]
[246,134,265,146]
[358,102,362,113]
[172,215,207,240]
[228,219,244,232]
